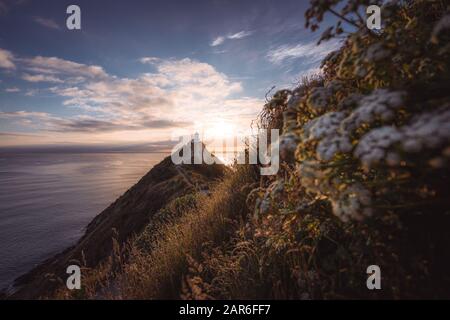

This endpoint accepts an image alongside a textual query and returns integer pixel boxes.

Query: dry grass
[55,164,258,299]
[118,164,257,299]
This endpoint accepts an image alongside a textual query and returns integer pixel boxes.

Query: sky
[0,0,339,151]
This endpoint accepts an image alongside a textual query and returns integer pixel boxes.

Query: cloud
[5,87,20,92]
[210,36,225,47]
[51,57,242,120]
[0,111,191,133]
[0,48,15,69]
[0,132,44,138]
[139,57,161,64]
[50,117,190,133]
[22,73,63,83]
[266,39,341,65]
[23,56,108,79]
[34,17,60,30]
[210,30,253,47]
[0,139,177,153]
[2,51,261,138]
[0,111,50,118]
[24,89,39,96]
[155,58,242,93]
[227,31,253,39]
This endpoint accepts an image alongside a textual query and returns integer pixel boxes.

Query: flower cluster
[341,90,405,132]
[303,111,346,142]
[305,80,343,113]
[355,107,450,169]
[301,89,406,163]
[354,126,402,169]
[256,0,450,224]
[330,183,373,222]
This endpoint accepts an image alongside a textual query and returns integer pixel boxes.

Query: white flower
[341,89,405,132]
[317,135,352,161]
[307,87,331,112]
[306,81,345,113]
[401,107,450,152]
[354,126,402,168]
[302,111,352,161]
[331,184,373,222]
[303,111,346,141]
[303,112,352,161]
[355,107,450,169]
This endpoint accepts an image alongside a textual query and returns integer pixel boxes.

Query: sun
[205,120,235,139]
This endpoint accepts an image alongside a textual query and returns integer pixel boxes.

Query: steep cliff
[10,147,226,299]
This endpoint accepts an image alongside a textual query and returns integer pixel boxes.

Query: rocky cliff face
[10,148,226,299]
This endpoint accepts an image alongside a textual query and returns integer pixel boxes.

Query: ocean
[0,152,167,291]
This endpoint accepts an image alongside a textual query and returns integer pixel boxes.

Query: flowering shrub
[231,0,450,298]
[280,0,450,221]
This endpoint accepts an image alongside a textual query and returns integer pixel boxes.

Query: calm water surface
[0,152,166,290]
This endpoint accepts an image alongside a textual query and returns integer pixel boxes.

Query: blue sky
[0,0,339,148]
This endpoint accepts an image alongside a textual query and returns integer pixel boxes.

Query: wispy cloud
[0,132,44,138]
[0,111,191,133]
[210,36,225,47]
[0,48,15,69]
[210,30,253,47]
[52,117,191,133]
[22,73,63,83]
[22,88,42,97]
[23,56,108,79]
[33,16,60,30]
[266,39,341,65]
[227,30,253,40]
[5,87,20,92]
[139,57,161,64]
